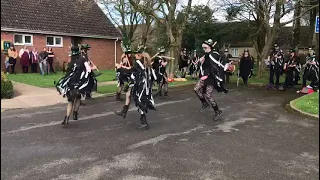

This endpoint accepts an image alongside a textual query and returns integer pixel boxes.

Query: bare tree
[128,0,193,77]
[98,0,143,43]
[217,0,319,77]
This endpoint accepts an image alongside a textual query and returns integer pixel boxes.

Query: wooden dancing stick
[151,52,160,60]
[88,58,99,72]
[158,56,175,60]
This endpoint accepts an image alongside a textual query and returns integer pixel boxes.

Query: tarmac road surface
[1,85,319,180]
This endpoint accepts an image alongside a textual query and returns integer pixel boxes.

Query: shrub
[1,71,14,99]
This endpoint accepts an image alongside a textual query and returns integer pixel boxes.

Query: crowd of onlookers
[5,44,55,75]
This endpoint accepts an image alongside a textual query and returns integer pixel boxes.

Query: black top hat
[202,39,214,48]
[290,48,295,53]
[71,46,81,56]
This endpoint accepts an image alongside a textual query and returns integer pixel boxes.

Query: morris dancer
[153,47,169,96]
[55,46,97,125]
[194,39,228,121]
[189,50,199,80]
[268,43,284,87]
[115,49,133,101]
[302,47,319,90]
[284,48,300,89]
[114,45,157,130]
[80,44,98,100]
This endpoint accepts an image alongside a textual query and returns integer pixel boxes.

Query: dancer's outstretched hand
[200,76,208,80]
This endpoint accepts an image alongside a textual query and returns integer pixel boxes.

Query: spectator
[47,47,55,73]
[8,44,18,74]
[38,47,48,76]
[29,47,39,73]
[19,46,30,73]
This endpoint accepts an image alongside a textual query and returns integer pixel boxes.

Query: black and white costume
[194,39,228,121]
[268,44,284,85]
[153,49,168,96]
[302,49,319,90]
[115,46,157,130]
[55,46,96,125]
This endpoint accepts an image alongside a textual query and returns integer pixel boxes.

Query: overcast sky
[192,0,294,26]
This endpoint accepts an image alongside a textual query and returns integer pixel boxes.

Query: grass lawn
[6,70,116,88]
[97,78,197,94]
[292,92,319,115]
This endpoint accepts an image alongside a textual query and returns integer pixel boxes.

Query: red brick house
[1,0,123,72]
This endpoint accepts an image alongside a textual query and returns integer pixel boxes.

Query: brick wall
[1,31,122,72]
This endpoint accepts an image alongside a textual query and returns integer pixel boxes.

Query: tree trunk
[292,0,301,47]
[307,3,317,45]
[168,45,180,78]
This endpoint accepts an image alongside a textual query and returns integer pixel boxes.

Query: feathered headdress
[134,44,147,53]
[121,38,132,54]
[158,46,166,53]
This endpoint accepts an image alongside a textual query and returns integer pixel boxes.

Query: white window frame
[46,36,63,47]
[231,48,239,57]
[13,34,33,46]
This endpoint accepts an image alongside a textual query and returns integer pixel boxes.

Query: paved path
[1,82,65,109]
[1,85,319,180]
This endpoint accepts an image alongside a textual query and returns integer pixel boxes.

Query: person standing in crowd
[47,47,55,74]
[179,48,189,78]
[268,43,284,87]
[302,46,319,90]
[239,49,254,86]
[284,49,300,89]
[194,39,228,121]
[38,47,48,76]
[19,46,30,73]
[29,47,38,73]
[55,46,97,125]
[7,44,18,74]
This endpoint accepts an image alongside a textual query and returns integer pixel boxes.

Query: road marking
[2,98,192,135]
[1,101,118,119]
[128,124,204,149]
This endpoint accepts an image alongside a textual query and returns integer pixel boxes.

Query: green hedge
[1,71,14,99]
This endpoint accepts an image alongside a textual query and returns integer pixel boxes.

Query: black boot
[86,93,93,100]
[158,90,162,96]
[212,105,222,121]
[114,105,129,119]
[73,111,78,120]
[199,98,209,112]
[61,116,70,125]
[139,114,149,130]
[116,92,122,101]
[164,91,168,96]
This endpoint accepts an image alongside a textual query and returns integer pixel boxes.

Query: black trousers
[285,69,294,87]
[22,66,29,73]
[242,76,248,85]
[269,68,280,85]
[9,57,16,73]
[31,63,38,73]
[48,60,55,73]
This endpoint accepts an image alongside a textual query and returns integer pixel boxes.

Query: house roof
[0,0,122,39]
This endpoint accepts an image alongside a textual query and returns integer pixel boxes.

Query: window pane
[55,37,62,45]
[24,36,32,44]
[14,35,23,44]
[47,37,54,45]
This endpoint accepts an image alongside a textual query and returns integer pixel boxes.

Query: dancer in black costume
[239,49,254,86]
[194,39,228,121]
[114,45,157,130]
[302,47,319,90]
[55,46,97,125]
[152,47,169,96]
